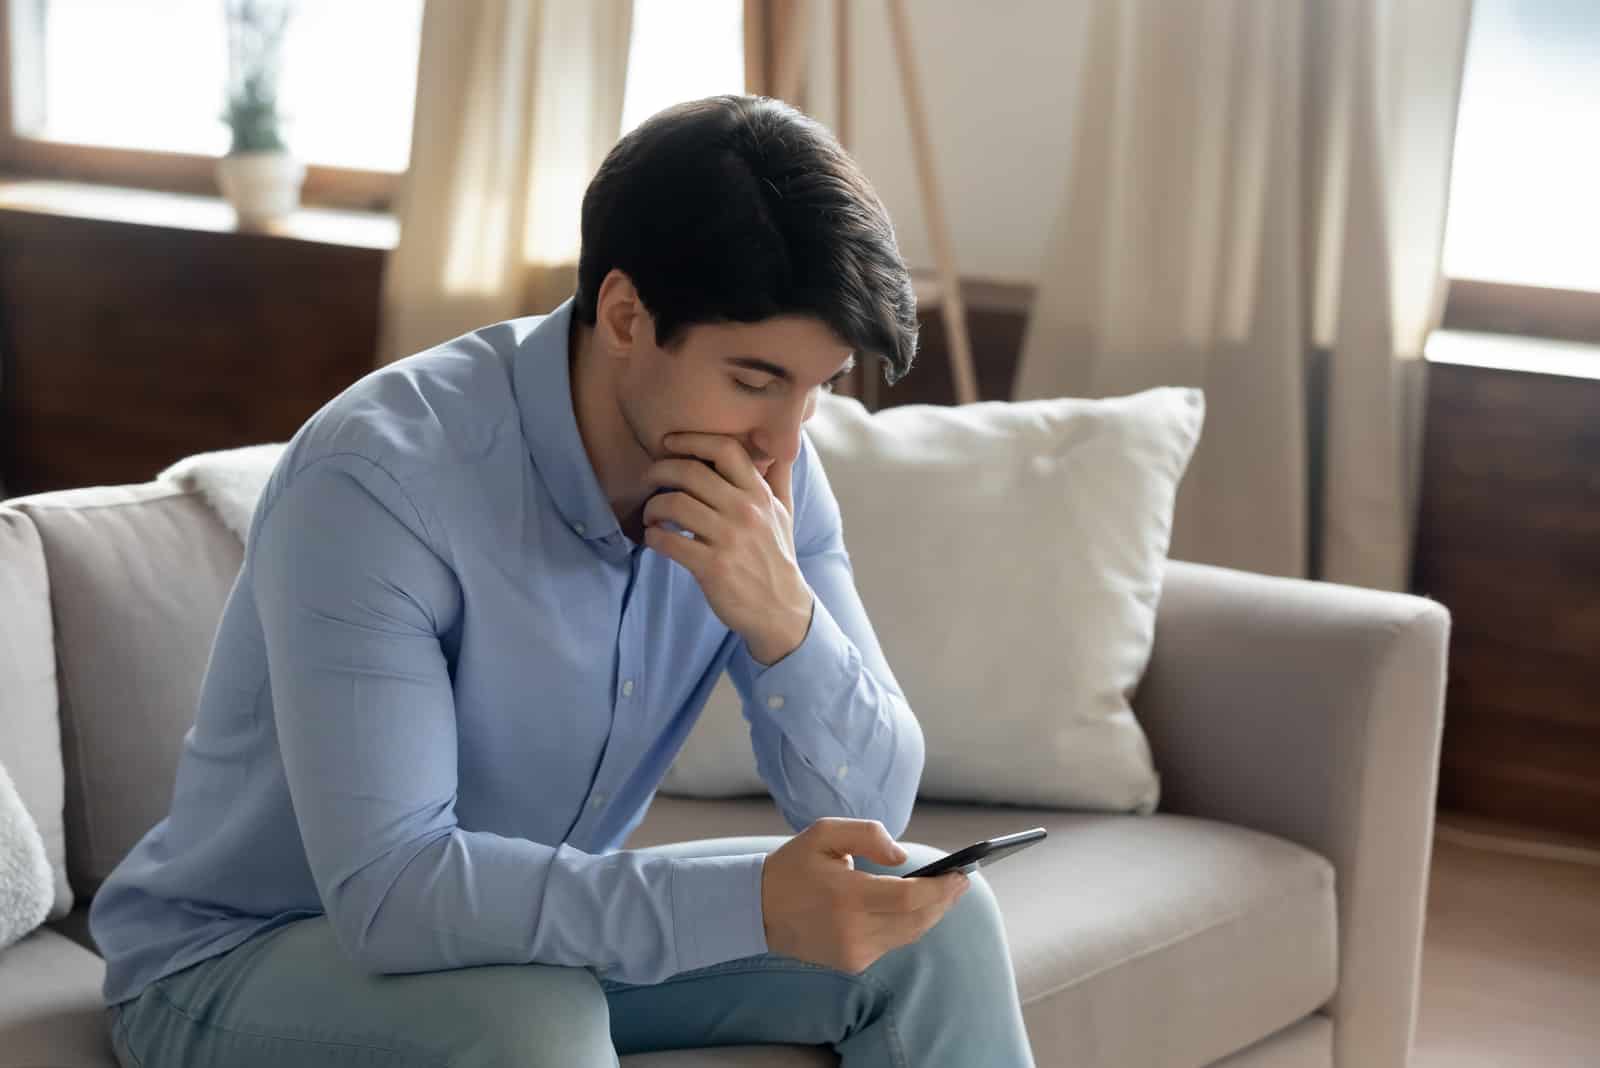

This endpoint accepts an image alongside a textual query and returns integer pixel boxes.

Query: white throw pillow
[0,759,54,953]
[659,387,1204,813]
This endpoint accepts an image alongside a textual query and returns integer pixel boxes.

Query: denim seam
[114,1006,147,1068]
[147,981,447,1067]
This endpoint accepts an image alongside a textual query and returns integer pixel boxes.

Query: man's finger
[766,453,796,515]
[862,879,965,952]
[896,881,967,937]
[643,491,727,544]
[649,458,742,513]
[807,817,907,867]
[856,870,962,914]
[662,433,763,493]
[643,521,713,573]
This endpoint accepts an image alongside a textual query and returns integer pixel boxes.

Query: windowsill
[1425,329,1600,383]
[0,177,398,251]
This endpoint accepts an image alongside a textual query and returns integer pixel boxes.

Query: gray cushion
[625,797,1337,1068]
[0,506,72,920]
[14,484,243,897]
[0,925,114,1068]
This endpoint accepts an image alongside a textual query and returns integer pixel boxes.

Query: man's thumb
[815,818,907,866]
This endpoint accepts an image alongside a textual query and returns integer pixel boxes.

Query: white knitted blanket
[158,443,287,543]
[0,760,52,952]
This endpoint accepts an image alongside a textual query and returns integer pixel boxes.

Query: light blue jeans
[108,836,1035,1067]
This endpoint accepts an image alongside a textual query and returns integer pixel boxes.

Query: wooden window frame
[0,0,400,212]
[1441,278,1600,347]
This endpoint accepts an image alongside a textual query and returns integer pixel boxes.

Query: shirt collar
[512,298,625,545]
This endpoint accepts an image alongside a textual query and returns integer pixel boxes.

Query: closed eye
[734,371,847,395]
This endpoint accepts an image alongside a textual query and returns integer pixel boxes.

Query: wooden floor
[1412,817,1600,1067]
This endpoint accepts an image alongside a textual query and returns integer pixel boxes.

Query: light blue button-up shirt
[89,299,924,1006]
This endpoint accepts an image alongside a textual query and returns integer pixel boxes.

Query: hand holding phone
[901,828,1048,878]
[762,817,971,975]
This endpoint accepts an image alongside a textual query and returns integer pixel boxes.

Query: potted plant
[216,0,303,226]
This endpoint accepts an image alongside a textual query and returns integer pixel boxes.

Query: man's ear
[596,269,651,355]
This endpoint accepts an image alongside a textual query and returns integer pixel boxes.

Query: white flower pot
[216,151,306,225]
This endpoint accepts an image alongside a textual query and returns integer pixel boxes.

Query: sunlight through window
[1444,0,1600,291]
[621,0,745,136]
[22,0,422,172]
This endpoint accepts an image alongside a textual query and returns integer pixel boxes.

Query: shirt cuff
[733,593,859,716]
[670,852,770,975]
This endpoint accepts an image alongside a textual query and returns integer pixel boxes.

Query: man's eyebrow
[725,354,857,384]
[726,356,792,381]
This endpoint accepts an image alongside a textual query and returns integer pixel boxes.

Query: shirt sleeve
[725,436,926,837]
[252,454,768,983]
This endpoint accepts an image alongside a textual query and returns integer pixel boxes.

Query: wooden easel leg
[885,0,977,405]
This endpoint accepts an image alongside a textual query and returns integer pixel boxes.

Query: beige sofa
[0,477,1450,1068]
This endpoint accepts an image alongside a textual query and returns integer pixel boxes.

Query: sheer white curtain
[1014,0,1470,591]
[378,0,634,364]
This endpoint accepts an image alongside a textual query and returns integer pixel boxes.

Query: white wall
[803,0,1090,285]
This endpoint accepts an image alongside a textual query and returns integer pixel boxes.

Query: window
[2,0,423,208]
[1440,0,1600,343]
[1,0,749,214]
[621,0,744,136]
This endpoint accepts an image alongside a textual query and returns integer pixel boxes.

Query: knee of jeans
[920,868,1008,958]
[458,965,616,1067]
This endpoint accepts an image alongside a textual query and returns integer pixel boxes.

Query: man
[91,95,1035,1066]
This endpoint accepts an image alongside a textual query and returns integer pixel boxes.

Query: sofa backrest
[0,506,73,919]
[4,482,243,901]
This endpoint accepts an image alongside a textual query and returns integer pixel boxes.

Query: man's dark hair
[575,95,918,386]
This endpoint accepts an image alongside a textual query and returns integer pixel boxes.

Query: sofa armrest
[1134,559,1450,1068]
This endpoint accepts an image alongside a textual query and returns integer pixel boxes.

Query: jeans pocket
[108,1002,144,1068]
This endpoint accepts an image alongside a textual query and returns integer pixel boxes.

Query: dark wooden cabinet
[0,185,387,496]
[1412,359,1600,841]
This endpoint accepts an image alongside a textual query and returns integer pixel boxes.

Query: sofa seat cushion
[624,798,1337,1068]
[0,926,114,1068]
[0,799,1333,1068]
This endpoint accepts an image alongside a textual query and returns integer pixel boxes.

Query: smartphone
[901,828,1048,878]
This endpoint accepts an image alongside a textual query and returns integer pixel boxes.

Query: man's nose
[751,418,804,473]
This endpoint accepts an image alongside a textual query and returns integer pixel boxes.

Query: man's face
[615,313,857,480]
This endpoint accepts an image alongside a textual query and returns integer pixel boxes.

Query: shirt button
[836,764,849,780]
[622,679,635,697]
[591,793,606,808]
[766,695,785,710]
[574,522,587,536]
